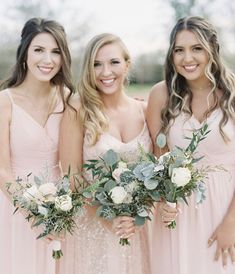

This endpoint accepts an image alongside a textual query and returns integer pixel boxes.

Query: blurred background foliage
[1,0,235,95]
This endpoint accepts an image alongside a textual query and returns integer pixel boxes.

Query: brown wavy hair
[0,17,75,110]
[162,16,235,141]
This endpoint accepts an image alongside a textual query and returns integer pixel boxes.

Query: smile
[38,66,53,74]
[101,79,115,86]
[183,65,198,72]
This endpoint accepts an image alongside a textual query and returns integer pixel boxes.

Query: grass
[125,83,153,100]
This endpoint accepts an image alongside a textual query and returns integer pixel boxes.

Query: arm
[146,81,169,157]
[0,92,15,201]
[146,82,178,223]
[59,95,83,190]
[208,195,235,267]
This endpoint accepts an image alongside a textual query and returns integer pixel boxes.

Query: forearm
[223,195,235,224]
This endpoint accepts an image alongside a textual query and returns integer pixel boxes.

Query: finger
[214,246,221,261]
[115,216,134,222]
[229,246,235,265]
[208,233,216,247]
[222,248,229,267]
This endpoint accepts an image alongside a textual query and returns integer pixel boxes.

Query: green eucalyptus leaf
[144,178,158,190]
[102,149,119,166]
[134,215,146,226]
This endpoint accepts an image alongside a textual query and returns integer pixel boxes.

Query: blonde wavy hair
[162,16,235,141]
[78,33,130,145]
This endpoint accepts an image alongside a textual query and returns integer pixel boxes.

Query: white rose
[38,205,48,216]
[38,183,57,196]
[112,163,129,182]
[55,195,73,211]
[125,181,138,193]
[118,161,128,169]
[171,167,191,187]
[109,186,128,204]
[23,185,40,201]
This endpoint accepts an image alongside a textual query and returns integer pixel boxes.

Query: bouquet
[6,171,86,259]
[83,150,159,246]
[134,123,210,228]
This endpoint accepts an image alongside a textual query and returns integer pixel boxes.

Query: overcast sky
[0,0,235,57]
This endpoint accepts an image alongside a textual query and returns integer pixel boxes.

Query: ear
[125,59,131,73]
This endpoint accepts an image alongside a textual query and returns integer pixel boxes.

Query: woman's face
[173,29,209,84]
[94,42,129,95]
[26,32,62,83]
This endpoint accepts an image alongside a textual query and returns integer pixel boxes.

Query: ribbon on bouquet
[51,240,63,259]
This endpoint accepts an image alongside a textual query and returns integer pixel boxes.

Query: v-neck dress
[0,90,63,274]
[61,103,153,274]
[150,109,235,274]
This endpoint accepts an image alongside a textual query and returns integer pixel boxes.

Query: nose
[101,63,112,77]
[43,52,53,64]
[184,50,193,63]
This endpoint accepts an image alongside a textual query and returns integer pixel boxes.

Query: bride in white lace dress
[59,33,152,274]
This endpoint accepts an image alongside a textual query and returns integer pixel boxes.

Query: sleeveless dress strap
[6,90,14,104]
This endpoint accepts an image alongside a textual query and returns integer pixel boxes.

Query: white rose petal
[38,205,49,216]
[23,185,40,201]
[39,183,57,196]
[171,167,191,187]
[118,161,128,169]
[55,195,73,211]
[109,186,127,204]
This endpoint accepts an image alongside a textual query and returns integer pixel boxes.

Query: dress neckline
[103,122,147,145]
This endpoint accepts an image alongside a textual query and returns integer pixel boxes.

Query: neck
[101,89,128,109]
[188,81,213,95]
[19,78,53,98]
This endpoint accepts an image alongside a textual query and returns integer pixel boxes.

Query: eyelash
[34,49,61,54]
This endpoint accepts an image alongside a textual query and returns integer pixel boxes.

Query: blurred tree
[0,0,90,82]
[131,50,165,84]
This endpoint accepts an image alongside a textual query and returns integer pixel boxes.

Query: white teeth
[38,66,53,73]
[101,79,114,84]
[184,65,197,71]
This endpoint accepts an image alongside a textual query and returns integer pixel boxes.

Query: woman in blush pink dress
[147,16,235,274]
[59,33,152,274]
[0,18,75,274]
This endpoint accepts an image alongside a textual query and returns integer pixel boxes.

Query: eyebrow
[32,45,60,50]
[174,43,202,48]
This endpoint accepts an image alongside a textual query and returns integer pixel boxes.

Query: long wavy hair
[163,16,235,141]
[0,17,75,110]
[78,33,130,145]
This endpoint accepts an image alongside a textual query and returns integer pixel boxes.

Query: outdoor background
[1,0,235,99]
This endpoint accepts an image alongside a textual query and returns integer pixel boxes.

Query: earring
[23,62,26,70]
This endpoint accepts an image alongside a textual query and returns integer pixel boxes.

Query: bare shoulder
[149,81,168,103]
[0,89,12,110]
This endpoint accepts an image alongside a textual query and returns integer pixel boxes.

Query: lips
[101,78,115,86]
[183,65,198,72]
[38,66,53,74]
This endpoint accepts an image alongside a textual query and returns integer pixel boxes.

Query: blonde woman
[147,16,235,274]
[60,33,152,274]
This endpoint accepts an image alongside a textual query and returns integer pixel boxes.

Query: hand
[157,201,179,226]
[208,217,235,267]
[112,216,137,239]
